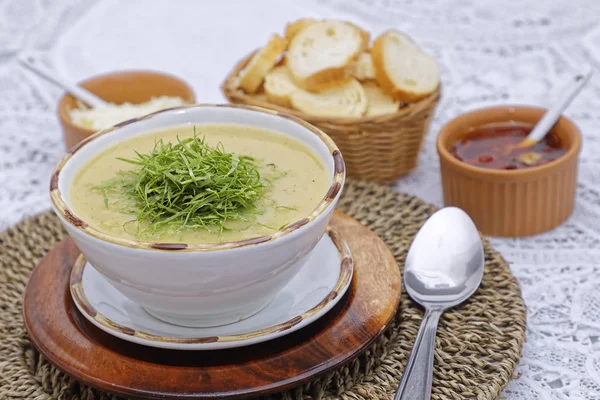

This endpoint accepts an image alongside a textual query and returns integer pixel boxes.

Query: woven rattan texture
[221,53,440,184]
[0,180,525,400]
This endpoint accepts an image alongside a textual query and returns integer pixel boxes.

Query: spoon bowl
[395,207,484,400]
[404,207,484,307]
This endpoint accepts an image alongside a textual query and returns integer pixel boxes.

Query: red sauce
[449,124,567,170]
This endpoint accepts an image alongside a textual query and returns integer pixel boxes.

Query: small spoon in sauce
[18,51,107,108]
[519,69,592,148]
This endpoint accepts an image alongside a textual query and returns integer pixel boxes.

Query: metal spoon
[518,69,592,148]
[17,51,107,108]
[394,207,484,400]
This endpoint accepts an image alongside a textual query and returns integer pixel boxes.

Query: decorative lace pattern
[2,0,600,398]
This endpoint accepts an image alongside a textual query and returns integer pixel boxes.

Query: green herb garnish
[94,129,277,238]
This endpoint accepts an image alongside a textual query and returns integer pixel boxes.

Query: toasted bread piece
[284,18,317,41]
[252,92,270,103]
[286,20,369,92]
[238,34,288,94]
[371,30,439,102]
[264,66,298,107]
[363,81,400,117]
[290,78,367,118]
[352,52,376,80]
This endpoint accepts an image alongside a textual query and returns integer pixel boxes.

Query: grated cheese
[68,96,186,130]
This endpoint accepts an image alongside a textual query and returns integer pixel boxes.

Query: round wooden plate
[23,211,401,399]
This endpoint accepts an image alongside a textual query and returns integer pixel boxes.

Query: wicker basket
[221,52,441,184]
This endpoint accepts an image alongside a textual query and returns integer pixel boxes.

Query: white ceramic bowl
[50,104,345,327]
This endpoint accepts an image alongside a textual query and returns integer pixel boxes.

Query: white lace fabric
[2,0,600,398]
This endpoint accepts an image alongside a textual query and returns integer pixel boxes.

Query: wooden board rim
[23,211,401,399]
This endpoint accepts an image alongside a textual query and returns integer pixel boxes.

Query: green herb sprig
[94,129,276,237]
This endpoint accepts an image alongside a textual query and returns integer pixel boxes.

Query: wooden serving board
[23,211,401,399]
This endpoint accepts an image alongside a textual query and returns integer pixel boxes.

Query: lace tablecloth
[2,1,600,399]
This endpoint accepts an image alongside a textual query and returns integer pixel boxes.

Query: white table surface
[2,0,600,398]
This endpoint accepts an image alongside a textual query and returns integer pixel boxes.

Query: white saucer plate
[70,228,353,350]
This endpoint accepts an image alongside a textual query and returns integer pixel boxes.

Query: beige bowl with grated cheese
[58,70,196,150]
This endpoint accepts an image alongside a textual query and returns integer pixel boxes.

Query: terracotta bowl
[58,71,196,150]
[437,106,581,237]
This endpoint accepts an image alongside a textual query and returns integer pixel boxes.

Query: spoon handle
[394,308,442,400]
[18,51,107,108]
[520,69,592,147]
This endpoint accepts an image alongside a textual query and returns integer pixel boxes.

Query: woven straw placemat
[0,180,526,400]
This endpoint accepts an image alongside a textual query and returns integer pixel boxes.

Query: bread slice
[284,18,317,41]
[286,20,369,92]
[371,30,439,102]
[363,82,400,117]
[238,34,288,94]
[352,52,376,80]
[264,66,298,107]
[290,78,367,118]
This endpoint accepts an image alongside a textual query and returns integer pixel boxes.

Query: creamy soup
[69,124,330,244]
